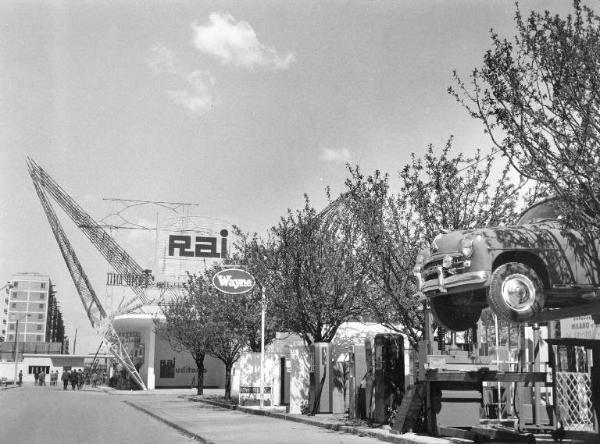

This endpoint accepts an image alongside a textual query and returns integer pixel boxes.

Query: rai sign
[212,269,255,295]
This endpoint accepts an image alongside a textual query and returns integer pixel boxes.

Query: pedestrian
[91,371,98,388]
[62,370,69,390]
[18,370,23,386]
[69,369,78,390]
[33,371,38,386]
[39,369,46,386]
[77,369,84,390]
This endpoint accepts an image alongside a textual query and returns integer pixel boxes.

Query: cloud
[321,147,351,163]
[148,44,181,75]
[192,12,295,70]
[148,46,219,115]
[168,70,218,115]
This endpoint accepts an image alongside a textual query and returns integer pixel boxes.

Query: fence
[555,371,595,431]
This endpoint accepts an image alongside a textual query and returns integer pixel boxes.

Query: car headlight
[461,238,473,258]
[442,255,453,268]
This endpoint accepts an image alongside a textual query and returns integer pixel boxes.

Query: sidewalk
[190,396,457,444]
[119,390,599,444]
[120,391,458,444]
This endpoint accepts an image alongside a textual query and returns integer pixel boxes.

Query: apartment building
[3,273,64,344]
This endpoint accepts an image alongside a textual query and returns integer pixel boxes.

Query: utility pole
[13,320,19,385]
[73,328,78,354]
[260,286,266,409]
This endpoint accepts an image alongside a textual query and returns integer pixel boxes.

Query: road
[1,386,391,444]
[0,385,194,444]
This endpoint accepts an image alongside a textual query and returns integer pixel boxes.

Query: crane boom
[30,174,106,325]
[27,158,147,389]
[28,158,151,305]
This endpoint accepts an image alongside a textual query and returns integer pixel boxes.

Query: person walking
[77,369,83,390]
[18,370,23,386]
[33,371,38,386]
[38,369,46,386]
[91,371,98,388]
[69,369,78,390]
[62,370,69,390]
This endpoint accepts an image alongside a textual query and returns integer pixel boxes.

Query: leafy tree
[228,233,282,352]
[345,139,522,345]
[157,267,259,400]
[450,0,600,232]
[399,138,523,239]
[196,267,249,401]
[243,195,369,346]
[154,280,213,395]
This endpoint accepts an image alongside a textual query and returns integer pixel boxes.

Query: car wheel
[487,262,545,323]
[430,295,482,331]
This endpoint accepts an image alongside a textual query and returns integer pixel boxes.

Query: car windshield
[517,199,561,225]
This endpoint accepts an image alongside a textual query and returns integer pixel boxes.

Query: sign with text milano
[212,268,255,295]
[560,315,600,340]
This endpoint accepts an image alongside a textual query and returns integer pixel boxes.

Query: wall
[153,333,224,388]
[233,352,278,405]
[0,354,89,384]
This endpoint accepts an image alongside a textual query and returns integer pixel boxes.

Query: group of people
[33,370,61,386]
[25,368,105,390]
[61,369,86,390]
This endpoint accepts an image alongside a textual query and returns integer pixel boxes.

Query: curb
[191,398,446,444]
[123,400,212,443]
[0,384,22,391]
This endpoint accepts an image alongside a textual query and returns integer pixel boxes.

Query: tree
[228,232,282,352]
[200,265,260,400]
[345,139,522,347]
[345,167,424,347]
[154,278,213,395]
[245,195,369,346]
[450,0,600,233]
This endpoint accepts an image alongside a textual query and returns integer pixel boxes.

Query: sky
[0,0,577,354]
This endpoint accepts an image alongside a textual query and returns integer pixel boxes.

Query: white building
[5,273,52,343]
[112,311,225,390]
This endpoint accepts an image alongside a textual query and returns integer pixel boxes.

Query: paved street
[0,386,393,444]
[0,386,194,444]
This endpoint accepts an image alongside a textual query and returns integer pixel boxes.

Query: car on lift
[413,196,600,331]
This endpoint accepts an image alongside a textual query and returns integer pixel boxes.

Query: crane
[27,157,150,389]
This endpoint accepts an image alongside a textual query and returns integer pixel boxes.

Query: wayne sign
[212,269,255,295]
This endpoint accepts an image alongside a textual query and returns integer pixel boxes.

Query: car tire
[488,262,545,323]
[430,296,482,331]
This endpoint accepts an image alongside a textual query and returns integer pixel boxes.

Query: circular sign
[212,268,255,295]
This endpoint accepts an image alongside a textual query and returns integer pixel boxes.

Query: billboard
[154,216,233,282]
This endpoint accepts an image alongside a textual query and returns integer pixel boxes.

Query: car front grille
[422,255,468,282]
